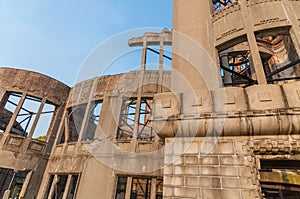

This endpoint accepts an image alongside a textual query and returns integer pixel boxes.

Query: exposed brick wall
[163,136,300,199]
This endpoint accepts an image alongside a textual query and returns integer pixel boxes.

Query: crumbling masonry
[1,0,300,198]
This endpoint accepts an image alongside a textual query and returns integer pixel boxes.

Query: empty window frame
[117,98,154,140]
[82,101,103,141]
[0,92,55,141]
[44,174,80,199]
[66,104,87,143]
[219,50,254,87]
[115,176,163,199]
[255,34,300,84]
[212,0,233,11]
[260,159,300,199]
[0,168,27,199]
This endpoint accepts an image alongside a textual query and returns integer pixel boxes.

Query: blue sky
[0,0,173,86]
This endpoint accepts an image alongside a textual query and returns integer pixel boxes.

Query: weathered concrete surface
[163,135,300,199]
[0,68,69,198]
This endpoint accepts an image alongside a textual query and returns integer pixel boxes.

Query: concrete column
[19,171,32,198]
[172,0,220,93]
[220,53,232,85]
[28,97,46,138]
[0,87,8,110]
[47,175,58,199]
[62,175,72,199]
[3,93,26,135]
[0,93,26,149]
[240,0,267,84]
[150,178,157,199]
[52,109,67,146]
[133,38,147,140]
[157,39,164,93]
[77,79,98,143]
[125,177,133,199]
[282,0,300,58]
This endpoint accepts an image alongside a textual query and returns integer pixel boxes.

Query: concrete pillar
[125,177,133,199]
[240,0,267,84]
[280,0,300,62]
[150,178,157,199]
[220,53,232,85]
[28,97,46,138]
[172,0,220,93]
[133,38,147,141]
[62,175,72,199]
[157,39,164,93]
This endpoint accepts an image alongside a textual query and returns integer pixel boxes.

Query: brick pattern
[163,138,263,199]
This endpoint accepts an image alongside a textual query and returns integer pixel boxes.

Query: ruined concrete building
[1,0,300,198]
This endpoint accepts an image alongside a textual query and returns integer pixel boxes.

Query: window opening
[0,93,55,141]
[117,98,153,140]
[82,101,103,141]
[260,159,300,199]
[67,104,87,143]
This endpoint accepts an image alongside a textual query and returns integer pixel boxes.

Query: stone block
[184,142,199,154]
[222,177,254,189]
[199,156,219,165]
[164,165,173,175]
[163,187,173,197]
[165,176,184,186]
[220,155,251,166]
[241,190,259,198]
[202,189,240,199]
[208,142,235,155]
[238,167,253,177]
[184,156,199,165]
[186,177,221,188]
[200,166,238,177]
[173,187,200,198]
[174,166,199,175]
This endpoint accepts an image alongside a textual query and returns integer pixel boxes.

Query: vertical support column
[47,175,58,199]
[158,39,164,93]
[125,177,133,199]
[240,0,267,84]
[132,38,147,141]
[0,93,26,149]
[19,171,32,198]
[282,0,300,57]
[52,109,67,146]
[3,93,26,135]
[0,88,8,110]
[77,79,98,143]
[62,175,72,199]
[150,178,157,199]
[64,117,69,143]
[172,0,220,92]
[220,53,232,85]
[28,97,46,138]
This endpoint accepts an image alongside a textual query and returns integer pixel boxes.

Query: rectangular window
[0,93,55,141]
[67,175,79,199]
[0,168,27,199]
[260,159,300,198]
[44,174,80,199]
[53,175,68,199]
[67,104,87,142]
[115,176,162,199]
[117,98,153,140]
[115,177,127,199]
[43,175,54,199]
[131,178,151,199]
[82,101,103,141]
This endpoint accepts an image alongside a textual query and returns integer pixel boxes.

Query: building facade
[1,0,300,198]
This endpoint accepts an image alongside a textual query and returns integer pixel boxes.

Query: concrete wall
[164,135,300,199]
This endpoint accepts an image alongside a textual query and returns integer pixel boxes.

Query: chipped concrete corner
[1,0,300,198]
